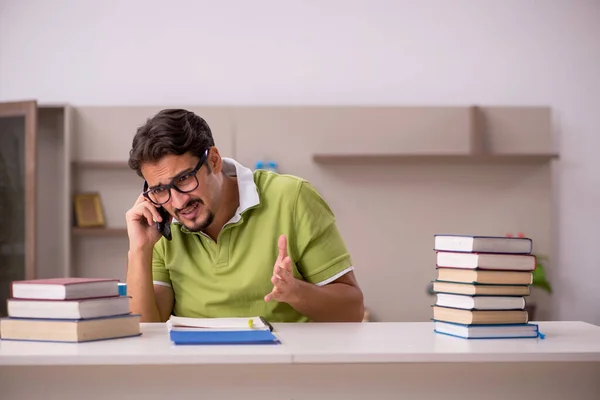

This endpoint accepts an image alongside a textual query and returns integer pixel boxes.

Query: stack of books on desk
[431,234,541,339]
[0,277,141,343]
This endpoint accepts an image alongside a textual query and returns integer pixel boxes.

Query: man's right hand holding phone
[126,193,169,252]
[126,193,174,323]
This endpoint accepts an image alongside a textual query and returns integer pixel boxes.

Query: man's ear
[207,146,222,174]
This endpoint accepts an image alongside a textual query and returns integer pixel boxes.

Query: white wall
[1,0,599,324]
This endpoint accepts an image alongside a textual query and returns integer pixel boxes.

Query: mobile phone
[143,181,172,241]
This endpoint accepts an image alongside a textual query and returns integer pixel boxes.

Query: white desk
[1,321,599,399]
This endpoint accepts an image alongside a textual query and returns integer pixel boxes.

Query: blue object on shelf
[266,161,278,172]
[118,283,127,296]
[255,160,279,173]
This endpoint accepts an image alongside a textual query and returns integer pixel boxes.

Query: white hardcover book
[436,251,536,271]
[435,293,525,310]
[434,234,532,254]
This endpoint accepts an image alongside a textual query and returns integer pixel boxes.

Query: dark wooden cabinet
[0,101,37,316]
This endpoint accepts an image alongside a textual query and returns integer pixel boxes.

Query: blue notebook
[167,316,280,345]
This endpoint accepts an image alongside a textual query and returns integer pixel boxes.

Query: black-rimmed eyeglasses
[143,149,209,205]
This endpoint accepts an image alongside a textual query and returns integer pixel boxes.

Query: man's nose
[170,189,190,209]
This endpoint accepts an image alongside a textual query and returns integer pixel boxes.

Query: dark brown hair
[128,109,215,178]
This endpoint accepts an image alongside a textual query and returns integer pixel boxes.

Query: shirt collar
[221,157,260,224]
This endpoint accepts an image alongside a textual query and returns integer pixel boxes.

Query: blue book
[167,316,279,345]
[433,320,544,339]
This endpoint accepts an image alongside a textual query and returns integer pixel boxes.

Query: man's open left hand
[264,234,300,303]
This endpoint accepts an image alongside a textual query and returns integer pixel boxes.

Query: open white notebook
[167,315,271,331]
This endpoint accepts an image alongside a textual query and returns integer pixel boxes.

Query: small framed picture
[74,192,105,228]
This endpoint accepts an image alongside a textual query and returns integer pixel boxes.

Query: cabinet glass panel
[0,116,26,316]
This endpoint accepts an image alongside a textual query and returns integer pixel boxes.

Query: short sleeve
[292,181,354,285]
[152,240,172,287]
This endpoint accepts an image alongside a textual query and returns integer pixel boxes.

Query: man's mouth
[178,201,200,218]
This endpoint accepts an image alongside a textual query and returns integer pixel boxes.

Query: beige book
[0,314,140,342]
[436,268,533,285]
[433,280,531,296]
[433,306,528,325]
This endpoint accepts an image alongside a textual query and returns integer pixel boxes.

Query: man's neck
[204,174,239,241]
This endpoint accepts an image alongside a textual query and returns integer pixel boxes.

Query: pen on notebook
[259,316,274,332]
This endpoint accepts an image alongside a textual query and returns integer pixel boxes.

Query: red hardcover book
[11,277,120,300]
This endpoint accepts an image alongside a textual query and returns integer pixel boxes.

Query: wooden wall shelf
[72,227,128,236]
[311,106,557,166]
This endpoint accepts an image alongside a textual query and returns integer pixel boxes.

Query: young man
[125,109,364,323]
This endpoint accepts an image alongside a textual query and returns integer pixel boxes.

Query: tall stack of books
[0,277,141,343]
[431,234,541,339]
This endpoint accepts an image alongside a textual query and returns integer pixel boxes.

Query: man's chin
[181,220,205,233]
[179,215,212,233]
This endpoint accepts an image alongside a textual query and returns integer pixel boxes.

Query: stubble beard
[176,198,215,233]
[185,211,214,233]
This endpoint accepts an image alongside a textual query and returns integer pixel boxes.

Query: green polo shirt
[151,158,354,322]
